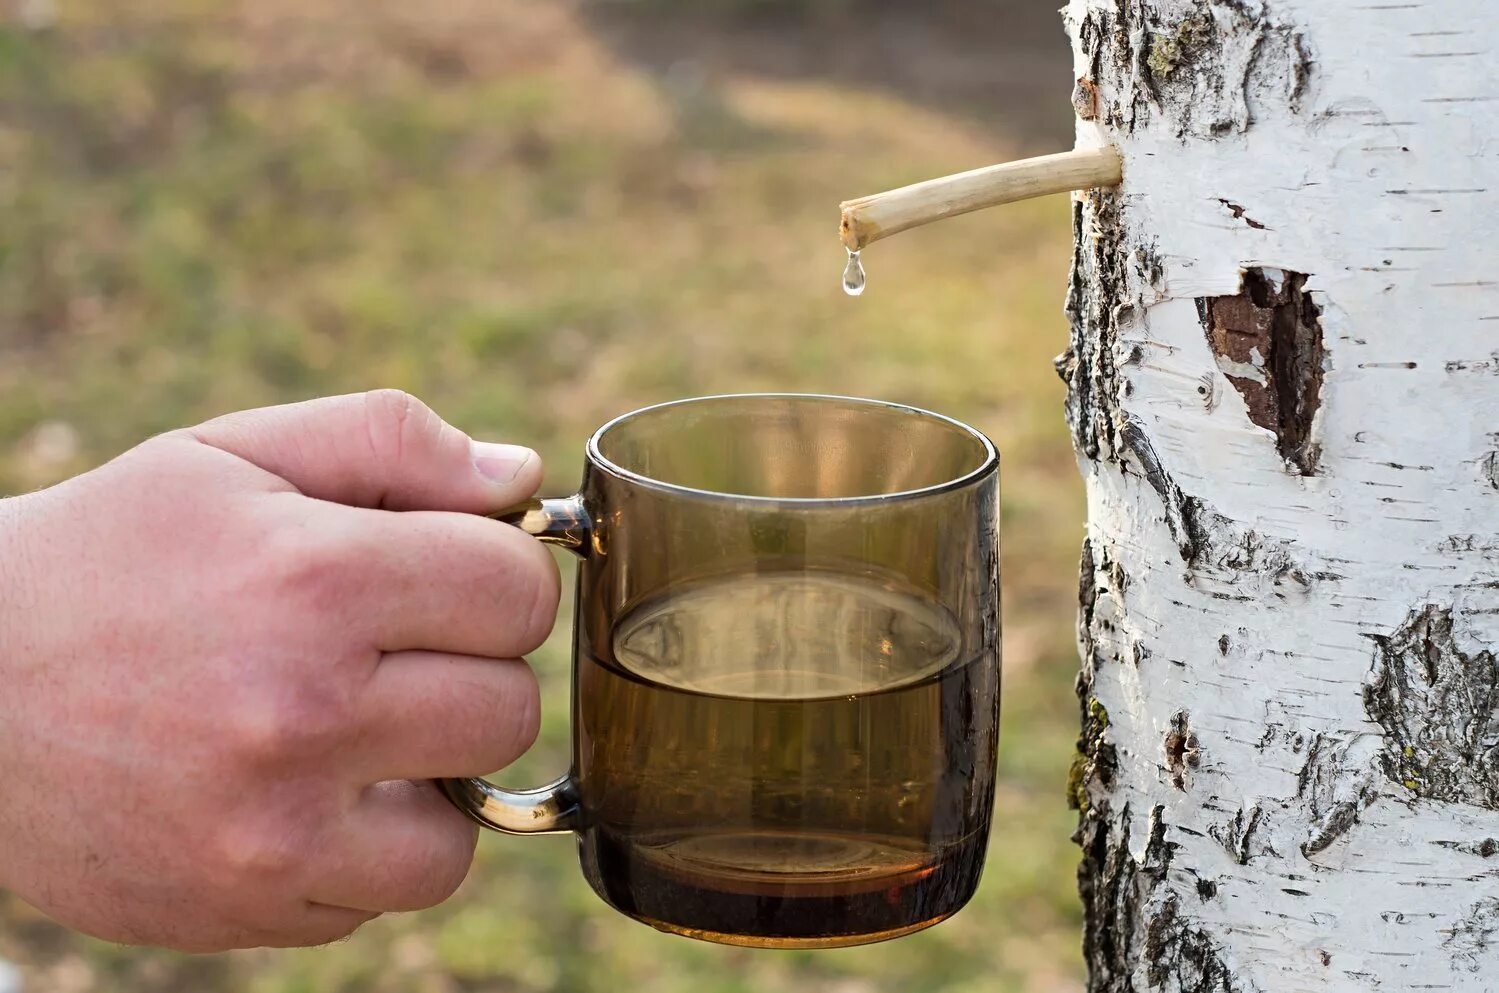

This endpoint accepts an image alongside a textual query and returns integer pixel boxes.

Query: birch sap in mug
[442,394,1001,948]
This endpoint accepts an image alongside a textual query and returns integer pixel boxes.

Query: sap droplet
[841,249,865,297]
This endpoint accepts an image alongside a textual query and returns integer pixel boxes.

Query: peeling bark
[1199,268,1325,475]
[1064,0,1499,988]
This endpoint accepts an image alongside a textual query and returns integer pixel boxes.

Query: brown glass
[442,394,1000,949]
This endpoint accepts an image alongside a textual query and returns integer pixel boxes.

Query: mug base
[628,911,955,949]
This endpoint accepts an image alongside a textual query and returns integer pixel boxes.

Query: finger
[345,507,560,657]
[354,651,540,781]
[186,389,543,512]
[308,780,479,914]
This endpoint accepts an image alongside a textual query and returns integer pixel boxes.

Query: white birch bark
[1060,2,1499,990]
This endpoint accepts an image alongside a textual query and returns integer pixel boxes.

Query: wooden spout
[838,145,1123,252]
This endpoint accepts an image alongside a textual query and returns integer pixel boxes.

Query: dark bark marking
[1165,710,1202,790]
[1179,494,1320,595]
[1145,9,1214,81]
[1079,534,1140,670]
[1209,803,1269,865]
[1080,535,1100,643]
[1142,804,1177,878]
[1079,1,1313,139]
[1301,804,1359,857]
[1444,351,1499,375]
[1078,800,1142,993]
[1200,268,1326,476]
[1078,802,1241,993]
[1144,892,1241,993]
[1072,533,1118,814]
[1059,194,1142,464]
[1215,199,1268,229]
[1433,837,1499,858]
[1296,733,1379,857]
[1481,450,1499,490]
[1445,898,1499,973]
[1365,605,1499,809]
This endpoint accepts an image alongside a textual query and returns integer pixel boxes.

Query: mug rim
[585,392,999,507]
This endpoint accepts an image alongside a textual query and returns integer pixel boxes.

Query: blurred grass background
[0,1,1085,990]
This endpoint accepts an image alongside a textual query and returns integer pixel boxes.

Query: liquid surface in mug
[576,570,997,947]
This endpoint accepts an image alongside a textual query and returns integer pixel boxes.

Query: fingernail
[472,442,535,484]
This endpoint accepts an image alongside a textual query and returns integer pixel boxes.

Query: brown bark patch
[1164,710,1201,790]
[1199,268,1325,476]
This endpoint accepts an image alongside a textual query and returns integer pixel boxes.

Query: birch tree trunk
[1060,2,1499,990]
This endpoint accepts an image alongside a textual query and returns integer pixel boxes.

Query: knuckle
[212,818,313,887]
[259,524,358,608]
[361,389,436,470]
[225,682,355,766]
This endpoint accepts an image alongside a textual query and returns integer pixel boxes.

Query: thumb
[185,390,543,513]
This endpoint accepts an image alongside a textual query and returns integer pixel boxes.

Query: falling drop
[841,249,866,297]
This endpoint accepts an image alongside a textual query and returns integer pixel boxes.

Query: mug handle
[437,496,591,834]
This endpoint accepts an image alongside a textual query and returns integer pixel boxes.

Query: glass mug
[441,394,1000,948]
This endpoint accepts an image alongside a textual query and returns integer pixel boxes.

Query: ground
[0,2,1084,990]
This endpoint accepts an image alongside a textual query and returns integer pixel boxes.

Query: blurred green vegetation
[0,2,1084,991]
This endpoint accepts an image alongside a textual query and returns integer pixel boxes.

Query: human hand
[0,391,558,951]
